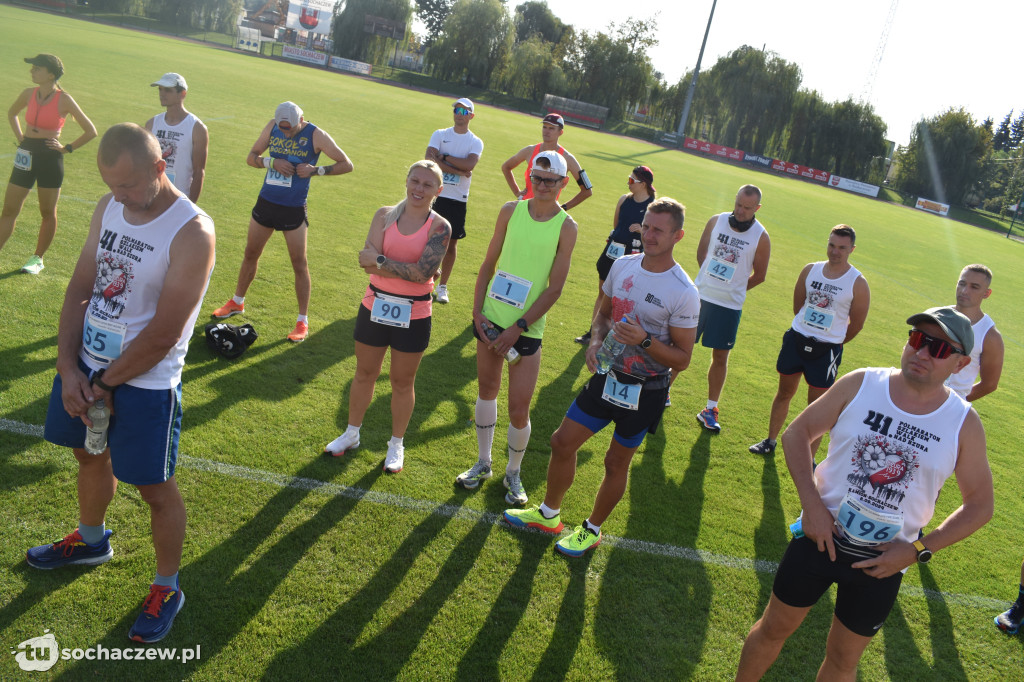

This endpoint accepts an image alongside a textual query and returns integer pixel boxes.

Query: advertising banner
[771,160,828,183]
[283,45,327,66]
[829,176,880,198]
[683,137,743,160]
[915,197,950,216]
[744,152,772,168]
[329,56,373,76]
[286,1,334,36]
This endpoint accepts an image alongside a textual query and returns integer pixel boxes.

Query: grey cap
[151,72,187,89]
[275,101,302,128]
[906,306,974,356]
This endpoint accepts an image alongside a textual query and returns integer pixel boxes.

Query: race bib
[605,241,626,260]
[370,293,412,328]
[82,314,127,365]
[265,167,293,187]
[14,147,32,171]
[601,373,641,410]
[487,270,532,309]
[803,306,835,332]
[442,171,460,186]
[836,494,903,546]
[707,257,736,283]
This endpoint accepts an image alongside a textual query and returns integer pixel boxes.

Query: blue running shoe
[129,584,185,643]
[26,529,113,570]
[994,603,1023,635]
[696,407,721,432]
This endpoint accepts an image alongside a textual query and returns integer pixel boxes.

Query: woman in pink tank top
[323,161,452,474]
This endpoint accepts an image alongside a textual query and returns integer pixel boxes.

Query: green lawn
[1,5,1021,680]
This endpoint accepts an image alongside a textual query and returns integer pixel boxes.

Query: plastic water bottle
[596,317,628,374]
[84,400,110,455]
[482,322,520,365]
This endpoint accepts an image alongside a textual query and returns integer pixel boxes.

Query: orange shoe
[287,320,308,342]
[212,299,244,318]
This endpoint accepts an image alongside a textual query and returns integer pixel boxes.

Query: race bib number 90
[370,294,412,328]
[707,257,736,283]
[82,314,127,365]
[836,494,903,546]
[803,306,835,331]
[488,270,532,309]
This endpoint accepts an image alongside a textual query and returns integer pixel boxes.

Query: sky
[532,0,1021,147]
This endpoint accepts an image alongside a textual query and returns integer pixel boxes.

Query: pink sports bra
[26,88,66,131]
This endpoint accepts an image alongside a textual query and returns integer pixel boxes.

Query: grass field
[1,5,1022,680]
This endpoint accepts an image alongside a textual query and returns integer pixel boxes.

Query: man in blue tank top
[211,101,353,342]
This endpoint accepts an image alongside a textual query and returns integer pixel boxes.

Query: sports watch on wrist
[640,332,652,349]
[912,539,933,563]
[376,255,386,269]
[316,165,326,176]
[516,318,529,332]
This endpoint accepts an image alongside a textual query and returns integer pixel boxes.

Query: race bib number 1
[82,314,127,365]
[487,270,532,309]
[836,494,903,546]
[265,167,292,187]
[14,148,32,171]
[803,306,835,331]
[370,294,413,328]
[601,373,641,410]
[708,257,736,283]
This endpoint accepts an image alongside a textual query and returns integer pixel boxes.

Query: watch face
[918,549,933,563]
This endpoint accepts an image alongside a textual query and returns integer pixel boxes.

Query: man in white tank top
[145,73,208,202]
[749,225,870,456]
[946,264,1002,401]
[736,306,993,681]
[30,124,215,644]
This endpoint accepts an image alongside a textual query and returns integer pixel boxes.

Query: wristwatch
[91,368,115,392]
[640,332,652,349]
[375,255,386,269]
[912,539,933,563]
[64,143,73,154]
[516,318,529,332]
[316,165,326,176]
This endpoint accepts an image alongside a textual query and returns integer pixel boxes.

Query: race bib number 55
[82,314,127,365]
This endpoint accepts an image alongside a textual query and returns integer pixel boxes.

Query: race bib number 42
[82,314,127,365]
[707,257,736,283]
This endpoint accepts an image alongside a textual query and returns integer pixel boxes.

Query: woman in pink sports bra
[1,53,96,275]
[322,160,452,474]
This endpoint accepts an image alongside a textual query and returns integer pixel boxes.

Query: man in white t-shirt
[424,97,483,304]
[946,263,1003,401]
[144,73,208,202]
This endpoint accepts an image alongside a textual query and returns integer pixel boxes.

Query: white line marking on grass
[1,418,1008,610]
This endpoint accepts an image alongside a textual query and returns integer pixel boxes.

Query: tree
[493,35,564,100]
[1010,111,1024,149]
[992,112,1013,152]
[894,108,993,203]
[514,1,565,44]
[332,0,413,63]
[414,0,454,45]
[428,0,513,87]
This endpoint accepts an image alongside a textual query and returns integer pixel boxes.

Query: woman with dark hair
[2,54,96,274]
[323,160,451,473]
[575,165,655,344]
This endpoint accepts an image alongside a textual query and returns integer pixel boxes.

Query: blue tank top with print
[260,123,320,206]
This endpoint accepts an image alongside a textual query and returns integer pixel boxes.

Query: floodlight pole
[676,0,717,141]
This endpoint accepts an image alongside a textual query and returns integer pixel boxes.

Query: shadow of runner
[51,461,380,679]
[593,428,713,678]
[529,551,592,682]
[0,334,58,389]
[262,494,492,680]
[753,455,788,615]
[453,530,549,681]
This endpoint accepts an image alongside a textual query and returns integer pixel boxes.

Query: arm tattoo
[385,229,451,282]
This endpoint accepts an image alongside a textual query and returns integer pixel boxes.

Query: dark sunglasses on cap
[530,174,561,187]
[453,106,471,116]
[907,329,966,359]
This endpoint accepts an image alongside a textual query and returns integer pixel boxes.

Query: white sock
[539,503,559,519]
[585,518,601,534]
[389,436,403,446]
[297,314,308,324]
[706,400,718,410]
[475,397,497,466]
[346,424,360,437]
[506,421,531,473]
[232,295,245,305]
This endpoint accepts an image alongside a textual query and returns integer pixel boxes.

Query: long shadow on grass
[593,428,713,677]
[753,454,787,615]
[452,530,549,680]
[262,493,492,680]
[398,324,477,444]
[52,460,380,680]
[881,564,968,681]
[180,315,357,430]
[0,334,57,388]
[529,551,591,682]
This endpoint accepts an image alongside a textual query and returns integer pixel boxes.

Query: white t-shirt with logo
[428,127,484,202]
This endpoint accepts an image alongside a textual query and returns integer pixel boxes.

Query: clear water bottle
[596,317,628,374]
[482,321,520,365]
[84,399,110,455]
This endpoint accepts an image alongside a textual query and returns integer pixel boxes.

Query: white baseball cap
[453,97,474,113]
[151,72,188,89]
[275,101,303,127]
[531,150,568,178]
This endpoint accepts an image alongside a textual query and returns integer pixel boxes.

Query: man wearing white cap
[212,101,353,342]
[455,151,577,508]
[424,97,483,305]
[145,73,208,202]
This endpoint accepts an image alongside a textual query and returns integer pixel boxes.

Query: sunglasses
[453,107,471,115]
[530,174,562,187]
[907,329,966,359]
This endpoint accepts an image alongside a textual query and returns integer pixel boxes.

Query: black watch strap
[640,332,652,349]
[91,369,115,392]
[516,318,529,332]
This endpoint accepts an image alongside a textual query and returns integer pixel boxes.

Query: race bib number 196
[836,494,903,546]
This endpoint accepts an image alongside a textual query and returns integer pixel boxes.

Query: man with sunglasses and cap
[455,150,577,506]
[500,113,593,211]
[145,73,208,203]
[736,306,993,681]
[424,97,484,305]
[211,101,353,342]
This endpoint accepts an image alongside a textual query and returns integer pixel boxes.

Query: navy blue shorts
[695,300,741,349]
[44,362,183,486]
[775,328,844,389]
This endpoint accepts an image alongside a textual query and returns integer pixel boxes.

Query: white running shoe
[435,285,449,304]
[503,470,528,505]
[455,460,492,489]
[323,430,359,457]
[383,441,405,473]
